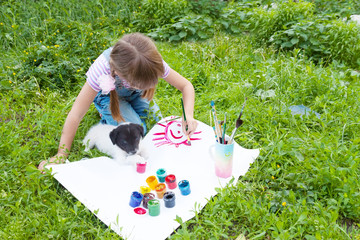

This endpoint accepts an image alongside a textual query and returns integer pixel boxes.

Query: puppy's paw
[138,148,149,160]
[126,155,146,164]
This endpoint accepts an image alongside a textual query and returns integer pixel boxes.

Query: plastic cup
[210,138,234,178]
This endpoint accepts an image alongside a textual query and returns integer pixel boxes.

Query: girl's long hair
[109,33,164,122]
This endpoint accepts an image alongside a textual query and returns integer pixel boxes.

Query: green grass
[1,0,360,239]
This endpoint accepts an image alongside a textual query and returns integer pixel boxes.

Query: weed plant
[1,0,360,239]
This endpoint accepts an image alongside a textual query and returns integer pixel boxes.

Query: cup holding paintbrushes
[209,102,233,178]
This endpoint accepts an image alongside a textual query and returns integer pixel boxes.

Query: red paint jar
[165,174,177,189]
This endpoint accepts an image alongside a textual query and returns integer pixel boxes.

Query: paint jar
[178,180,191,196]
[143,193,155,209]
[155,183,166,199]
[140,186,151,195]
[129,191,143,208]
[165,174,177,189]
[136,162,147,173]
[146,175,159,190]
[134,207,147,215]
[148,199,160,217]
[163,191,176,208]
[209,137,234,178]
[156,168,167,183]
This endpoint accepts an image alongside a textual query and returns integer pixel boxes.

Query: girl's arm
[163,68,198,135]
[38,82,98,170]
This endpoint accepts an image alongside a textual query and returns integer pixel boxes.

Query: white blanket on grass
[47,116,260,240]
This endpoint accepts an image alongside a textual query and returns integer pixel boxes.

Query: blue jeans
[93,87,162,134]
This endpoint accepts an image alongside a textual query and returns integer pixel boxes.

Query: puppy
[83,123,146,165]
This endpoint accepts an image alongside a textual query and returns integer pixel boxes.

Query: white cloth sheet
[48,116,260,240]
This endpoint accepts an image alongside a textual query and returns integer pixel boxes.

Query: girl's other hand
[183,117,198,136]
[38,153,67,172]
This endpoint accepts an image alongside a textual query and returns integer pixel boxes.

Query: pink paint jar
[165,174,177,189]
[136,162,147,173]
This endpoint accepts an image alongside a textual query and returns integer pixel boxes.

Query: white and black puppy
[83,123,146,165]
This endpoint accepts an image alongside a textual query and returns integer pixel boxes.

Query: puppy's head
[109,123,144,155]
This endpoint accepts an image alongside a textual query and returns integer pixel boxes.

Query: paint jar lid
[148,199,160,206]
[165,174,176,183]
[134,207,147,215]
[146,176,157,182]
[178,180,189,188]
[163,191,175,201]
[144,193,155,200]
[156,168,166,175]
[131,191,143,200]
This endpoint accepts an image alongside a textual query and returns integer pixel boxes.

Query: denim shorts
[93,86,162,134]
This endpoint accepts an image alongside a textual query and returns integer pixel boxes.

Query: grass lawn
[1,0,359,239]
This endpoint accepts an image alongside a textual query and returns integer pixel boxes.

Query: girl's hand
[183,117,198,136]
[38,153,67,172]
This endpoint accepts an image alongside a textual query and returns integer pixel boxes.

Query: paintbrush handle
[229,127,237,144]
[211,109,221,142]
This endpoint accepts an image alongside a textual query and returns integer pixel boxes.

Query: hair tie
[99,75,116,94]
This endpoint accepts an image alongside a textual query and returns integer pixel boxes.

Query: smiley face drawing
[152,120,201,147]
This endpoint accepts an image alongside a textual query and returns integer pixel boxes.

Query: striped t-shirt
[86,52,171,92]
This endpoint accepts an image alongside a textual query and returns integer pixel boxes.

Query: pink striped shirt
[86,53,171,92]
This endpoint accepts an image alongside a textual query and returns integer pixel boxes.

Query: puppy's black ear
[137,124,144,138]
[109,129,118,145]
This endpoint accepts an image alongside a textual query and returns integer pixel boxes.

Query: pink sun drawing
[152,119,202,147]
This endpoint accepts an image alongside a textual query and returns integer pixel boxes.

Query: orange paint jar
[155,183,166,199]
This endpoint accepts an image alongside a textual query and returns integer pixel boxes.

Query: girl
[38,33,198,171]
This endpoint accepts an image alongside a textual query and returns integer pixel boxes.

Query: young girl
[38,33,198,171]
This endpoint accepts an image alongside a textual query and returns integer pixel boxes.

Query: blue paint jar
[156,168,167,183]
[178,180,191,196]
[129,191,143,208]
[163,191,176,208]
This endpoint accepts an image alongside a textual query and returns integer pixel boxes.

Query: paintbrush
[157,116,182,124]
[222,112,227,144]
[229,98,247,144]
[210,100,222,143]
[181,98,191,146]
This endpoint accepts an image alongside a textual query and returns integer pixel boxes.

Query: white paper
[48,116,259,240]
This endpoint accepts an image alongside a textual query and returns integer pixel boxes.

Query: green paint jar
[148,199,160,217]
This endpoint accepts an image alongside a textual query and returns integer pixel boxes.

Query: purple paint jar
[142,193,155,209]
